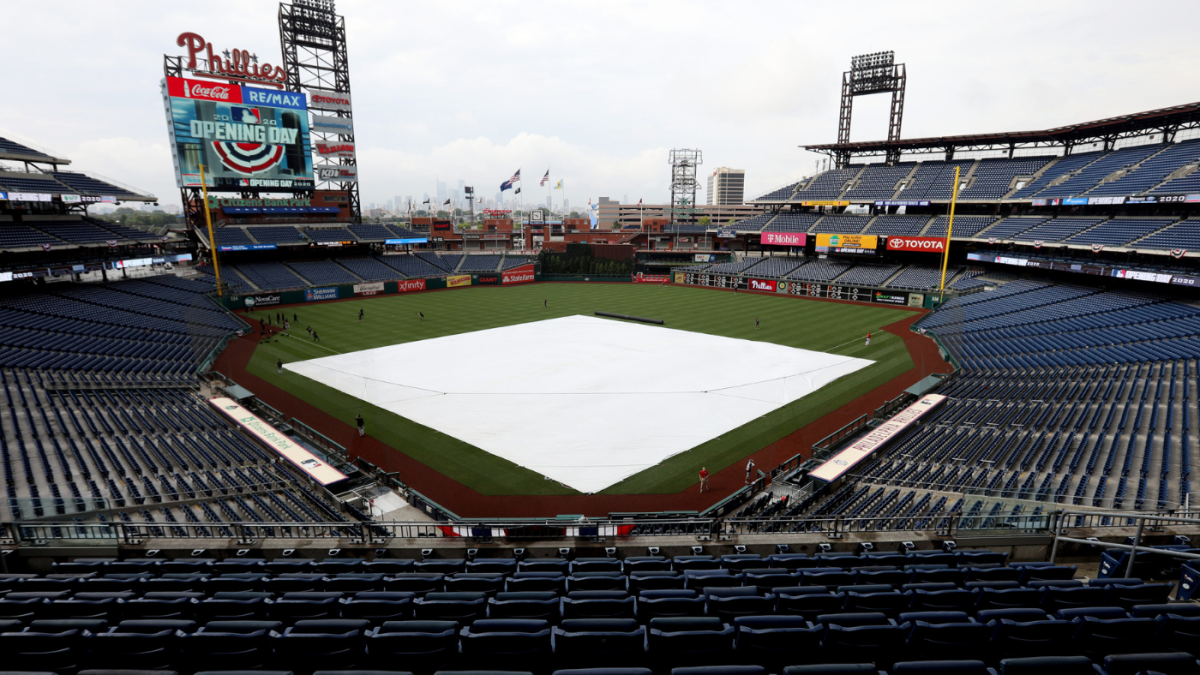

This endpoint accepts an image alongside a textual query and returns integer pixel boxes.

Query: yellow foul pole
[198,163,223,296]
[937,165,961,305]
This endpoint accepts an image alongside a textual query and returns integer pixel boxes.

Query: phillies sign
[762,231,806,246]
[176,32,288,88]
[315,142,356,159]
[749,279,777,292]
[886,236,945,253]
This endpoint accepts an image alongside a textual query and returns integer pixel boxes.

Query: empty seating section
[1011,152,1101,198]
[0,136,57,160]
[234,263,308,291]
[764,213,821,232]
[0,174,75,193]
[377,254,448,278]
[214,228,255,247]
[459,255,503,273]
[304,228,357,243]
[792,168,859,200]
[708,258,764,275]
[386,226,420,238]
[865,216,931,236]
[1013,218,1106,243]
[844,164,914,199]
[1150,164,1200,194]
[0,549,1192,675]
[1036,145,1162,198]
[896,161,972,200]
[1134,221,1200,250]
[97,219,161,242]
[787,260,851,282]
[34,221,124,245]
[338,258,401,282]
[49,171,141,198]
[978,217,1050,241]
[927,215,998,239]
[1086,140,1200,196]
[347,224,394,241]
[959,157,1054,199]
[887,266,957,291]
[812,216,870,234]
[732,213,774,231]
[287,261,360,286]
[416,252,456,272]
[745,257,803,278]
[837,264,902,287]
[244,227,309,245]
[1064,219,1177,247]
[0,224,61,249]
[500,257,534,270]
[753,181,799,201]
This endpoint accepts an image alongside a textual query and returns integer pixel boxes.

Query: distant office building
[707,167,746,205]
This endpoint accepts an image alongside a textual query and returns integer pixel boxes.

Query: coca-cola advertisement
[163,75,314,191]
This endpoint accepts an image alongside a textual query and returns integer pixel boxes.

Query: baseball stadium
[1,3,1199,675]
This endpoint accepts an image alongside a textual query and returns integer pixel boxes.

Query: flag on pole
[555,180,563,190]
[540,170,550,186]
[515,187,522,194]
[500,169,521,191]
[443,199,451,206]
[422,198,430,204]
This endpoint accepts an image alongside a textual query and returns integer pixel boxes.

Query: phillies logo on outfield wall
[886,236,945,253]
[749,279,777,292]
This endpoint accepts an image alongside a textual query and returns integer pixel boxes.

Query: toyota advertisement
[163,76,314,191]
[886,236,945,253]
[762,232,807,247]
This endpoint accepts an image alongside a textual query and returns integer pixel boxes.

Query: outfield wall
[673,270,937,308]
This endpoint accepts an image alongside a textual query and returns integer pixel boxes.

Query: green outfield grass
[243,283,915,495]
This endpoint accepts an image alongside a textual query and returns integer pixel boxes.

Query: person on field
[313,331,321,343]
[745,458,756,485]
[755,317,760,330]
[865,331,872,346]
[277,358,283,375]
[293,313,298,323]
[358,308,364,322]
[699,466,710,493]
[419,311,425,321]
[355,414,365,437]
[544,299,548,308]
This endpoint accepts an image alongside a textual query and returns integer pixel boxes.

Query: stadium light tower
[836,51,907,167]
[669,149,702,226]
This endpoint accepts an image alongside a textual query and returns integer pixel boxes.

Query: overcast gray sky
[3,0,1198,210]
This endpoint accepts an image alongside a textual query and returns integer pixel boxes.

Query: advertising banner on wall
[315,164,358,183]
[164,76,313,191]
[447,275,472,288]
[311,114,354,135]
[816,233,878,255]
[397,279,427,293]
[353,282,385,296]
[762,231,807,246]
[748,278,778,292]
[209,397,347,486]
[304,287,339,301]
[307,87,353,113]
[808,394,946,483]
[886,236,945,253]
[314,141,356,160]
[502,264,536,284]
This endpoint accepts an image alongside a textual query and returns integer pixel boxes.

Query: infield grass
[244,282,915,495]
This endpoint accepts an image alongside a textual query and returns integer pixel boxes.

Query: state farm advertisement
[762,232,806,246]
[502,264,536,284]
[887,236,945,253]
[748,278,777,292]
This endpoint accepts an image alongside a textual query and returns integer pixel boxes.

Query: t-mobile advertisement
[762,232,807,246]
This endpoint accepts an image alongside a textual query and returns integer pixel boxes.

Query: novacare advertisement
[502,264,536,284]
[447,275,472,288]
[762,231,807,246]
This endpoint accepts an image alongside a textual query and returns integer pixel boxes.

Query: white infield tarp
[285,315,873,493]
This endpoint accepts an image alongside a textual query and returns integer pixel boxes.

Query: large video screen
[164,76,314,191]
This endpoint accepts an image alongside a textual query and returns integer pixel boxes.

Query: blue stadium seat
[553,618,647,668]
[277,619,371,674]
[487,591,560,621]
[339,592,414,622]
[364,621,458,672]
[732,615,823,670]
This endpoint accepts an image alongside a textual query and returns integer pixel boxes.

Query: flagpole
[197,163,222,296]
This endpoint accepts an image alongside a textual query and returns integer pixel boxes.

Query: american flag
[500,169,520,191]
[540,170,550,186]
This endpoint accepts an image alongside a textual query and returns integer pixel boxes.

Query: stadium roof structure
[0,135,71,165]
[804,100,1200,163]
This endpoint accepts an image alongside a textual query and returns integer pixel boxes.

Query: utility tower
[669,149,702,225]
[836,51,907,167]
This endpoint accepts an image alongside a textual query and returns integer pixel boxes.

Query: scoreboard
[680,273,922,307]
